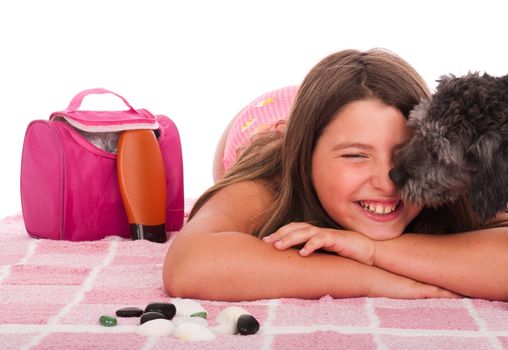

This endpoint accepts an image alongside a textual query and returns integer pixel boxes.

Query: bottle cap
[130,224,167,243]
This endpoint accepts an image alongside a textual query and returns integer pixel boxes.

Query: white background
[0,0,507,219]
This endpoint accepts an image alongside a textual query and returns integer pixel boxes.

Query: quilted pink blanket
[1,213,508,349]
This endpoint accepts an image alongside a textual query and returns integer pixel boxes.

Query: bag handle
[65,88,137,113]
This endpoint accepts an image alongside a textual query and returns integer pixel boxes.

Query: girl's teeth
[359,201,398,215]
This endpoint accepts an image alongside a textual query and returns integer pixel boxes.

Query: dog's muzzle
[389,168,408,187]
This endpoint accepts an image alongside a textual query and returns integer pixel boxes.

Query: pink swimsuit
[223,85,299,171]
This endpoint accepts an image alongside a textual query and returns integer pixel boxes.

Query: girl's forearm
[374,228,508,300]
[164,231,455,301]
[165,232,366,300]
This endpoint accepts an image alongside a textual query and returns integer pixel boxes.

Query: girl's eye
[342,154,367,159]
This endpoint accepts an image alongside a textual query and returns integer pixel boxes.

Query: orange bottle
[117,129,167,243]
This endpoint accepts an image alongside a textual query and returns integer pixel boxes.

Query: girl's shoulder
[215,180,275,211]
[188,180,276,235]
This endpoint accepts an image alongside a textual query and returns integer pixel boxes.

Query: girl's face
[311,99,422,240]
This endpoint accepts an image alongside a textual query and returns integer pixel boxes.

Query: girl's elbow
[162,243,208,298]
[162,260,186,298]
[498,272,508,301]
[162,246,194,298]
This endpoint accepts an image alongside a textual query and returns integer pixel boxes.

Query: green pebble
[99,315,117,327]
[190,311,207,319]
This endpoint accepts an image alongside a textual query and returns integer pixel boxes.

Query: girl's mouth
[355,200,403,222]
[357,200,401,215]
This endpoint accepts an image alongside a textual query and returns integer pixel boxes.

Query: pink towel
[1,212,507,349]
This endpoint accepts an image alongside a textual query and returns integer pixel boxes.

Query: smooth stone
[140,311,167,324]
[215,306,250,334]
[209,323,236,335]
[173,316,208,328]
[216,306,250,325]
[136,318,175,337]
[99,315,117,327]
[237,314,260,335]
[172,323,216,341]
[214,306,248,335]
[116,307,144,318]
[171,298,207,317]
[145,302,176,320]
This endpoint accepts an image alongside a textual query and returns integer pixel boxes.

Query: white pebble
[171,298,208,317]
[209,322,237,335]
[173,316,208,328]
[213,306,250,335]
[172,323,216,341]
[136,318,175,337]
[216,306,250,323]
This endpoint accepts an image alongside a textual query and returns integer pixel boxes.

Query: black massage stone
[140,311,167,324]
[237,314,260,335]
[116,307,144,318]
[144,302,176,320]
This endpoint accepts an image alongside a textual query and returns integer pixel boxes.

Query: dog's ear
[468,136,508,221]
[466,133,502,170]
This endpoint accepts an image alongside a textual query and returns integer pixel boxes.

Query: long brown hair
[189,48,480,236]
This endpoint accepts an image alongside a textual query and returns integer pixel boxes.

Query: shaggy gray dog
[389,72,508,222]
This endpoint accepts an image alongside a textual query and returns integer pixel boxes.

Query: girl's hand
[263,222,377,266]
[264,223,462,299]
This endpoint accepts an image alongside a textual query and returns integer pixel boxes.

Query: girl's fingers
[262,235,275,243]
[265,223,319,250]
[263,223,313,244]
[299,235,327,256]
[264,223,348,258]
[273,229,314,249]
[262,223,295,242]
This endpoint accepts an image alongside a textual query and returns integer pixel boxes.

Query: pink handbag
[20,89,184,241]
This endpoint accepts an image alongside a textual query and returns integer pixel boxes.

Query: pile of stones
[99,299,260,340]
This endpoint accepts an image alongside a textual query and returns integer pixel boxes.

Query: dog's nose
[389,168,407,187]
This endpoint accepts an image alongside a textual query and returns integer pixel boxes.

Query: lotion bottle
[117,129,167,243]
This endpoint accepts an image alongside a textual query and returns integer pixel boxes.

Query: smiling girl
[163,49,508,301]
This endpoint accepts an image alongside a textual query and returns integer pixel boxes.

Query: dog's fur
[389,72,508,222]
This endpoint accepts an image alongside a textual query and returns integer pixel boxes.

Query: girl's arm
[373,225,508,301]
[267,217,508,301]
[163,181,457,301]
